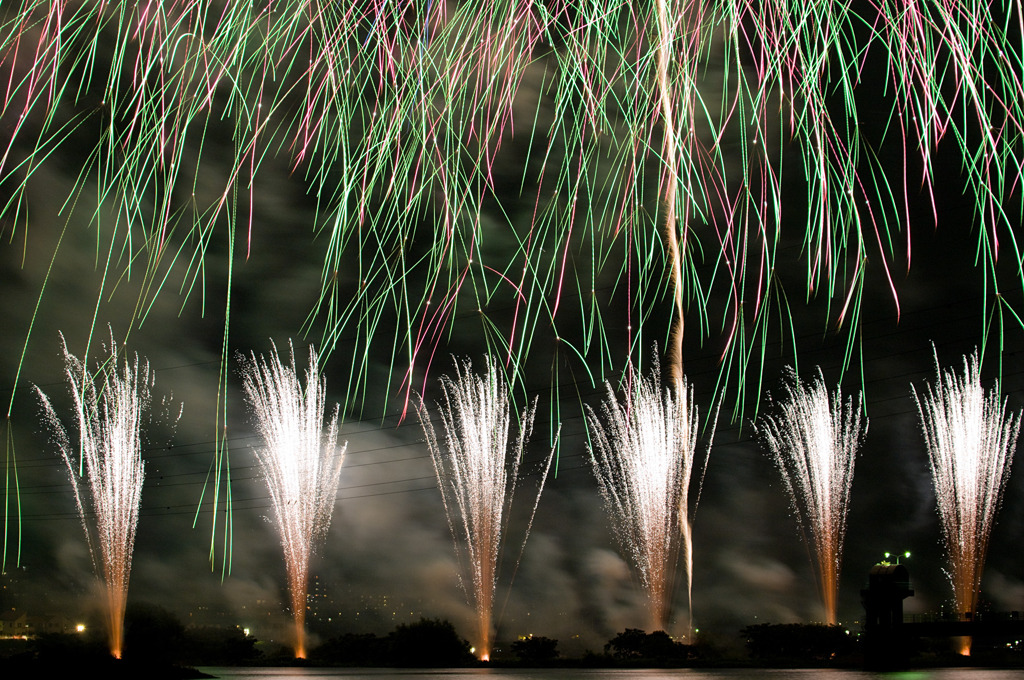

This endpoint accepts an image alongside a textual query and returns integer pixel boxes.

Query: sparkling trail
[35,333,170,659]
[758,368,864,625]
[4,0,1024,569]
[242,341,346,660]
[586,367,711,636]
[913,351,1020,654]
[418,356,553,662]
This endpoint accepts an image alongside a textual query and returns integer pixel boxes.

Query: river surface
[199,667,1024,680]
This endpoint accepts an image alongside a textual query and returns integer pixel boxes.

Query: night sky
[2,4,1024,657]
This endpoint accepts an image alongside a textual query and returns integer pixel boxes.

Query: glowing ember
[36,334,172,659]
[242,341,346,660]
[418,357,553,662]
[913,351,1020,653]
[586,368,710,635]
[758,368,864,625]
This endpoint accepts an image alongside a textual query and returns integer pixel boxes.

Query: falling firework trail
[4,1,1024,568]
[758,368,864,625]
[0,2,1021,413]
[242,341,346,660]
[418,357,553,662]
[587,365,711,635]
[35,334,169,659]
[912,351,1020,652]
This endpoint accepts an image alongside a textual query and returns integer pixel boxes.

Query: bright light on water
[191,665,1024,680]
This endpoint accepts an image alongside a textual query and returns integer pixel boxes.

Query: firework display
[587,368,710,635]
[758,368,865,625]
[242,341,346,659]
[913,352,1021,653]
[418,357,553,661]
[35,334,170,659]
[1,2,1021,416]
[4,0,1024,661]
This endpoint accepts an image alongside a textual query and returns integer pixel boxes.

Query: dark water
[199,668,1024,680]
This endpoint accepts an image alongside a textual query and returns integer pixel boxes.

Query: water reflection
[201,667,1024,680]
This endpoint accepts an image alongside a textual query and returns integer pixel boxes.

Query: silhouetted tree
[181,626,260,665]
[511,635,559,663]
[29,632,109,664]
[605,628,648,658]
[741,623,857,663]
[387,618,473,667]
[642,630,685,659]
[309,632,388,665]
[604,628,690,661]
[122,603,186,664]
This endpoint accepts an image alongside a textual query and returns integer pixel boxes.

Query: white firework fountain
[586,367,711,636]
[758,367,865,625]
[913,351,1020,655]
[36,334,170,659]
[242,341,346,659]
[418,356,553,661]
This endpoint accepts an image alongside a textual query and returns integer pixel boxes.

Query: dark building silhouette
[861,563,913,669]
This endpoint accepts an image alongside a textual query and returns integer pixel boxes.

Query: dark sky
[2,5,1024,656]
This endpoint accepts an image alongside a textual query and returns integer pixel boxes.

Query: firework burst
[1,2,1021,411]
[4,0,1024,568]
[35,333,172,659]
[586,367,711,635]
[242,341,346,660]
[757,368,865,625]
[912,351,1020,652]
[418,356,553,661]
